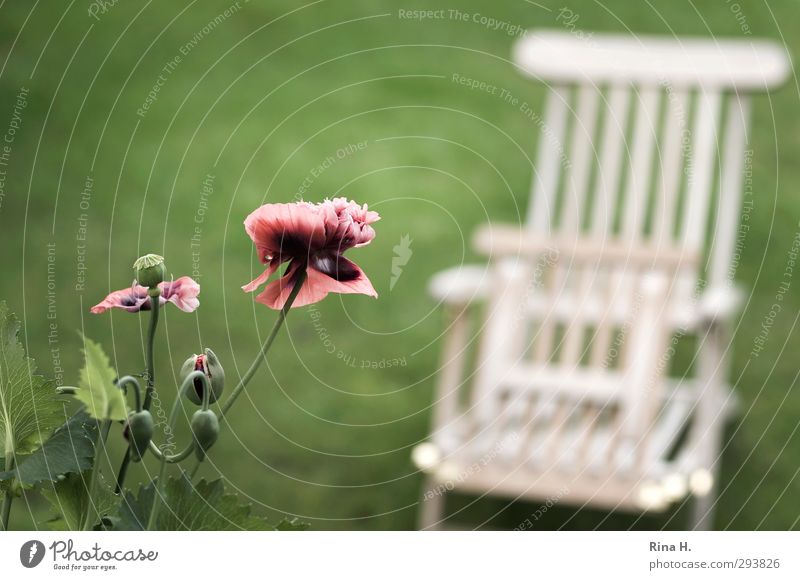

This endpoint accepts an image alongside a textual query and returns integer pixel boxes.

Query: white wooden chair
[414,30,789,530]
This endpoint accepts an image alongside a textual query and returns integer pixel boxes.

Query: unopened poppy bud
[133,254,166,288]
[190,409,219,460]
[180,348,225,405]
[123,410,154,462]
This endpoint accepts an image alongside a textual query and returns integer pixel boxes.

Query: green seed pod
[181,348,225,405]
[190,409,219,460]
[133,254,166,288]
[124,410,154,462]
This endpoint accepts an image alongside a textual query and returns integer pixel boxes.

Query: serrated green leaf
[114,472,279,530]
[0,302,63,459]
[74,334,126,421]
[276,517,310,531]
[41,471,119,531]
[0,410,99,486]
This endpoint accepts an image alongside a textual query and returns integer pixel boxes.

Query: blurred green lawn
[1,0,799,529]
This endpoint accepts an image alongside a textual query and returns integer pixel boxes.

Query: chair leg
[418,476,446,530]
[690,490,715,530]
[688,323,729,531]
[690,460,721,530]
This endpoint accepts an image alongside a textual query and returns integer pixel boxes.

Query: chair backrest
[513,30,789,288]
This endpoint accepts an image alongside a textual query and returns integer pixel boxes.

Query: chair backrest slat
[652,86,690,243]
[528,85,570,232]
[560,85,600,234]
[709,95,751,287]
[620,86,661,241]
[590,85,631,237]
[680,90,722,251]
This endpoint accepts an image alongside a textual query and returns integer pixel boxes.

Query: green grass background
[1,0,798,529]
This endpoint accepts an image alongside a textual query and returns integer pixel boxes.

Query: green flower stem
[82,419,111,531]
[113,450,131,495]
[115,295,159,494]
[188,458,202,480]
[217,268,307,425]
[143,290,160,411]
[0,452,14,531]
[147,440,194,463]
[118,376,143,413]
[146,371,209,530]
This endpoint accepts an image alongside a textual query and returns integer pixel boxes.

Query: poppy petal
[306,256,377,301]
[242,261,278,293]
[160,276,200,312]
[90,285,149,313]
[254,262,305,310]
[244,203,327,263]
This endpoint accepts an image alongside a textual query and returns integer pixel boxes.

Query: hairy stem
[82,419,111,531]
[115,297,160,494]
[218,269,306,424]
[0,454,14,531]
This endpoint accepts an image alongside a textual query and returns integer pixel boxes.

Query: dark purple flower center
[121,295,138,307]
[311,253,361,282]
[274,231,314,262]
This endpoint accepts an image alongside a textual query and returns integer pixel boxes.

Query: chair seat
[417,380,738,513]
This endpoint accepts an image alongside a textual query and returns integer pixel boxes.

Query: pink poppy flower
[91,276,200,314]
[242,198,379,309]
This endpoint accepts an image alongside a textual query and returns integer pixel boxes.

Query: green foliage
[275,517,310,531]
[0,410,99,486]
[0,302,62,459]
[74,335,127,422]
[42,472,119,531]
[113,472,279,531]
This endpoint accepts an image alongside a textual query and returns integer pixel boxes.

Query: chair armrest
[698,284,745,325]
[428,260,528,305]
[428,264,490,305]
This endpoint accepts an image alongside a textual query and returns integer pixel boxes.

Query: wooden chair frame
[415,29,789,530]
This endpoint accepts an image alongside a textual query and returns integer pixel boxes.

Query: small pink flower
[160,277,201,312]
[242,198,379,310]
[91,277,200,314]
